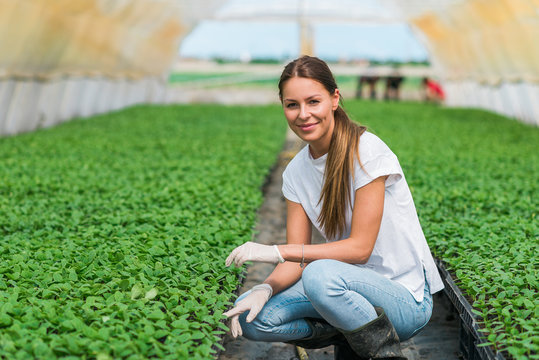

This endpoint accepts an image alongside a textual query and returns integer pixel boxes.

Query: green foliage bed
[1,100,537,359]
[0,105,286,359]
[346,101,538,360]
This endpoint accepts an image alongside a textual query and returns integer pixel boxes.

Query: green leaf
[118,279,130,291]
[131,284,143,300]
[190,331,205,340]
[144,288,158,300]
[68,269,78,281]
[147,309,165,320]
[96,353,113,360]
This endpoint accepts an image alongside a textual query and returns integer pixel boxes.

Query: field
[0,105,286,359]
[0,100,537,359]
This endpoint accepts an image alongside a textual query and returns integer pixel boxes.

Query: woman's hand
[223,284,273,338]
[225,242,284,267]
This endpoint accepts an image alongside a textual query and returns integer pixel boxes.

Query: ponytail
[318,105,366,240]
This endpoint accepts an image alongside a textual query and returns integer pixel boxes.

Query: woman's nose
[299,104,309,120]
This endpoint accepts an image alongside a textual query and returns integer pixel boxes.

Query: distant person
[356,72,379,100]
[384,71,404,101]
[422,77,445,104]
[223,56,444,359]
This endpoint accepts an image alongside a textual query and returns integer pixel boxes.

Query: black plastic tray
[435,259,506,360]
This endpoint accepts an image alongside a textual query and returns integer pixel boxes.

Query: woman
[224,56,444,359]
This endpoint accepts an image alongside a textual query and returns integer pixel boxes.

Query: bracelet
[300,244,305,268]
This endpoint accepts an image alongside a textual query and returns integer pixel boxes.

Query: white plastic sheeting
[0,0,222,136]
[404,0,538,125]
[210,0,539,125]
[0,0,537,135]
[214,0,402,23]
[0,77,175,135]
[444,81,539,126]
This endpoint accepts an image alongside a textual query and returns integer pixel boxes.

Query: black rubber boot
[334,340,363,360]
[340,307,407,360]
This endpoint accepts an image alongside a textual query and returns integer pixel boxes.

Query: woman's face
[281,77,340,156]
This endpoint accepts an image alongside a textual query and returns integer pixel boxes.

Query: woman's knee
[388,296,433,341]
[302,259,332,285]
[302,259,341,300]
[236,312,275,342]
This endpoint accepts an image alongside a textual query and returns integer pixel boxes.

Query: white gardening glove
[223,284,273,338]
[225,241,285,267]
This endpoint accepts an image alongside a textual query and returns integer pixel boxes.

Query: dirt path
[218,129,461,360]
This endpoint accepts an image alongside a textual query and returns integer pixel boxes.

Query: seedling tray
[436,259,506,360]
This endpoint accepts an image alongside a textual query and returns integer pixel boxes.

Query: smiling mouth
[298,123,317,131]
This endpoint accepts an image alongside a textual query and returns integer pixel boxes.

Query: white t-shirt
[282,131,444,302]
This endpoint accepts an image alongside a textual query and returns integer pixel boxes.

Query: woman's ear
[332,89,340,110]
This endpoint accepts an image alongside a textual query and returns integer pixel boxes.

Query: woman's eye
[286,103,298,108]
[309,100,320,105]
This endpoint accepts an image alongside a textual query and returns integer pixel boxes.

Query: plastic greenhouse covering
[0,0,537,136]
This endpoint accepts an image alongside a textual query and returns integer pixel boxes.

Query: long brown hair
[279,56,367,240]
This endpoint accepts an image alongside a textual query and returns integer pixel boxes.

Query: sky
[179,21,429,63]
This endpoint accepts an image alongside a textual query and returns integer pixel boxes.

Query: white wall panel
[79,78,101,118]
[4,81,40,135]
[0,80,15,134]
[446,80,539,125]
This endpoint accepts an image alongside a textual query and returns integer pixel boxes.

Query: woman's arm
[263,199,312,295]
[278,176,387,264]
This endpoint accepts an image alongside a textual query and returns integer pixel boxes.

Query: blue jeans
[235,259,432,342]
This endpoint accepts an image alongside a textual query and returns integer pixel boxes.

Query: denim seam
[342,279,420,308]
[260,300,314,336]
[261,298,314,326]
[341,290,378,321]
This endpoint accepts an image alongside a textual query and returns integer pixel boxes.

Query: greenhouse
[0,0,537,359]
